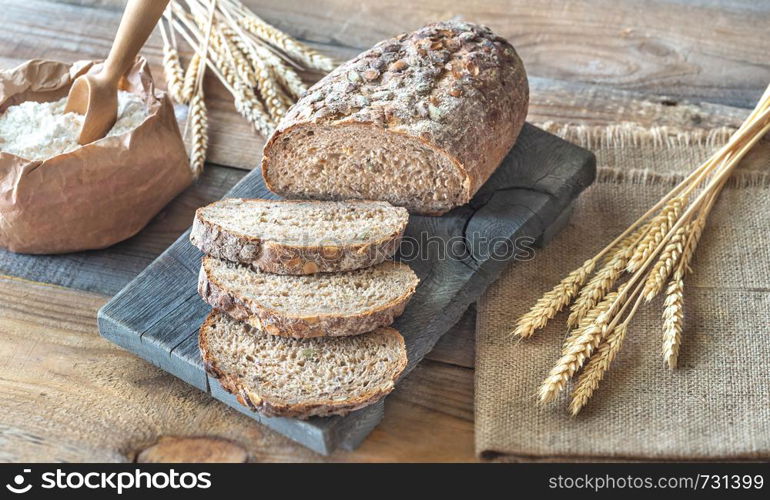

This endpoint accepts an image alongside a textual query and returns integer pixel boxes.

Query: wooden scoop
[66,0,170,145]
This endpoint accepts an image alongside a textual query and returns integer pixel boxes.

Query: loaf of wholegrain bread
[200,310,407,418]
[198,257,419,338]
[262,21,528,215]
[190,199,408,274]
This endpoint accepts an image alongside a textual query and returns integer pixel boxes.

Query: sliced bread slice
[199,310,408,418]
[190,198,409,274]
[198,257,419,338]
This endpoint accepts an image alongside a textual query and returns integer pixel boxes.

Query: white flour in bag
[0,91,148,161]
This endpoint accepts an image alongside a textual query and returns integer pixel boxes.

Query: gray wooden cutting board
[97,123,595,454]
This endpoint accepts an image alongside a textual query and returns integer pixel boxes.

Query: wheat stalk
[227,0,337,72]
[160,21,187,104]
[563,289,619,352]
[662,269,684,369]
[181,52,202,103]
[187,92,208,178]
[512,259,595,338]
[539,285,631,403]
[566,226,646,328]
[642,223,690,302]
[569,322,628,415]
[514,83,770,414]
[626,197,684,273]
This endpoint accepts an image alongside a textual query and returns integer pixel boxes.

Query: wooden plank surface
[0,275,475,462]
[98,124,595,454]
[0,0,764,462]
[246,0,770,108]
[57,0,770,107]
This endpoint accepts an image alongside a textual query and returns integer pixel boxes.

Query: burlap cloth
[475,122,770,461]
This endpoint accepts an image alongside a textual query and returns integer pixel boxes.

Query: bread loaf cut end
[262,20,529,215]
[265,123,468,214]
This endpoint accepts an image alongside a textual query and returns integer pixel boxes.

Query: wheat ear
[219,25,290,119]
[232,3,337,72]
[626,197,684,273]
[181,52,202,103]
[172,8,276,136]
[658,198,711,369]
[680,210,707,273]
[159,19,187,104]
[512,259,596,338]
[539,313,610,403]
[204,52,275,135]
[215,26,258,87]
[210,44,275,135]
[662,269,684,369]
[213,3,307,100]
[540,282,634,403]
[569,322,629,415]
[539,292,625,403]
[206,44,275,136]
[566,226,646,328]
[197,8,289,119]
[183,0,215,179]
[187,92,208,178]
[250,43,308,99]
[162,46,187,103]
[642,223,690,302]
[563,290,619,352]
[657,193,717,367]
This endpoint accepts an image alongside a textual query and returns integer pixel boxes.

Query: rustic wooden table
[0,0,767,462]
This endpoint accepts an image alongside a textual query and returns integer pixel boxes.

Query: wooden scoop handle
[101,0,171,84]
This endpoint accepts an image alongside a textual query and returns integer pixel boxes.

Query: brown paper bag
[0,57,192,254]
